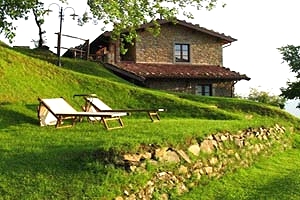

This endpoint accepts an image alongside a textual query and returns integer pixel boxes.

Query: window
[174,43,190,62]
[196,85,212,96]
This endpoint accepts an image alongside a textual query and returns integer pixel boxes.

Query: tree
[247,88,286,109]
[0,0,224,44]
[32,1,47,48]
[87,0,225,43]
[0,0,66,43]
[278,45,300,107]
[0,0,36,42]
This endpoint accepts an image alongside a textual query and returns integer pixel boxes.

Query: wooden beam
[55,32,88,41]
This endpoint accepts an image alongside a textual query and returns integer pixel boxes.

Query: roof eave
[104,63,145,82]
[141,75,251,81]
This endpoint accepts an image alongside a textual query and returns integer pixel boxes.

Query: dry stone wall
[114,124,291,200]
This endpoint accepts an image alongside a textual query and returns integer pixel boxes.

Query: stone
[143,152,153,160]
[148,160,159,166]
[215,162,224,172]
[209,157,218,166]
[211,139,218,149]
[146,180,155,187]
[129,165,137,172]
[204,166,213,174]
[227,149,235,155]
[124,190,130,196]
[221,135,228,142]
[207,135,214,140]
[193,169,202,180]
[159,150,181,163]
[199,168,205,175]
[234,152,241,160]
[200,140,215,154]
[128,194,136,200]
[178,165,188,175]
[155,147,169,160]
[188,144,200,156]
[177,182,189,194]
[176,149,191,163]
[160,193,169,200]
[192,161,203,169]
[213,134,221,142]
[144,185,155,198]
[234,138,244,148]
[218,142,224,150]
[123,154,141,162]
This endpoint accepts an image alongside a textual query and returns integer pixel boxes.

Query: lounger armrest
[73,94,97,98]
[56,112,129,118]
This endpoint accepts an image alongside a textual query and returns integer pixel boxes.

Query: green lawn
[1,43,300,199]
[178,135,300,199]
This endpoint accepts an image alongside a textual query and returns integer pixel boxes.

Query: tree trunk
[33,8,44,48]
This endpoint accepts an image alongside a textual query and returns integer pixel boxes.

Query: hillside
[0,43,300,199]
[1,44,297,120]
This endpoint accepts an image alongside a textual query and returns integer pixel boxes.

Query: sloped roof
[107,62,250,82]
[138,19,237,44]
[92,19,236,45]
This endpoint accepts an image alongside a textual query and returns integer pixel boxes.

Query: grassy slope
[1,43,300,199]
[2,45,298,121]
[178,134,300,200]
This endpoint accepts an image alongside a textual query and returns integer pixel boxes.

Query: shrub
[247,88,286,109]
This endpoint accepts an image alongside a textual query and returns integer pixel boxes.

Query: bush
[247,88,286,109]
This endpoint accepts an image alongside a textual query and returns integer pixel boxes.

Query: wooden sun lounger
[74,94,165,122]
[37,97,128,130]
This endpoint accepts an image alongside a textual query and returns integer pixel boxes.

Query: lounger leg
[55,116,63,128]
[101,118,109,130]
[55,116,76,128]
[118,117,124,127]
[101,117,124,130]
[148,112,160,122]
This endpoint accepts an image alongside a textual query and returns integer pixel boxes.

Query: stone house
[89,19,250,97]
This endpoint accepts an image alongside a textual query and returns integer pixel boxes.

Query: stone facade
[145,79,234,97]
[135,24,223,65]
[122,23,232,96]
[93,21,247,97]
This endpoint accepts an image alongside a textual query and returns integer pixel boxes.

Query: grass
[178,134,300,200]
[0,43,300,199]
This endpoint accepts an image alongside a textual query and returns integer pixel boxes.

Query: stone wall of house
[213,82,234,97]
[135,24,223,65]
[145,79,193,93]
[145,79,233,97]
[108,42,117,64]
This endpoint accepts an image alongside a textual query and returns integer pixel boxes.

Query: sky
[1,0,300,116]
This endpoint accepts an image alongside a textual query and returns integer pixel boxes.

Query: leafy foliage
[0,0,224,45]
[0,0,35,41]
[0,0,66,43]
[278,45,300,107]
[87,0,224,43]
[247,88,286,109]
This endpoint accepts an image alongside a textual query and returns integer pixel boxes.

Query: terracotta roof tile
[115,62,250,81]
